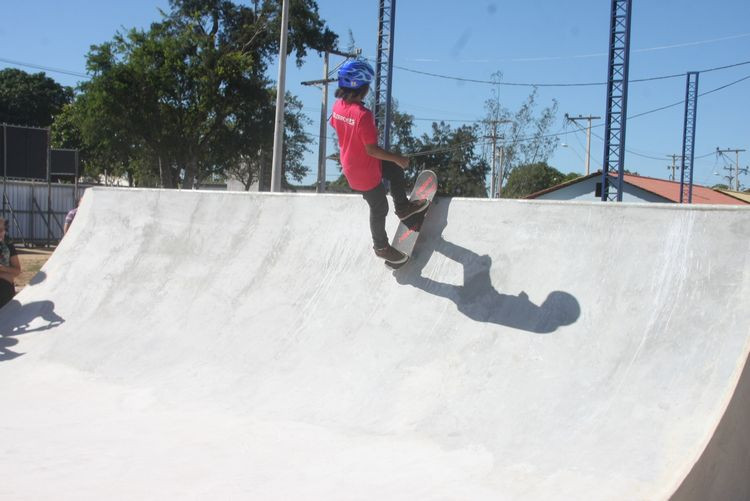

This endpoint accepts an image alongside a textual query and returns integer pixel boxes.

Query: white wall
[533,176,671,203]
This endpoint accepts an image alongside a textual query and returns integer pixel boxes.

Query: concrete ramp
[1,188,749,500]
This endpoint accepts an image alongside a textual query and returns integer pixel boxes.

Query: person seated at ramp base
[64,196,81,235]
[0,220,21,309]
[329,59,428,265]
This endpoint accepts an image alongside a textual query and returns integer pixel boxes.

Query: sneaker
[374,244,408,264]
[395,199,429,220]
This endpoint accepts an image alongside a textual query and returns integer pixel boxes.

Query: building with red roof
[524,171,748,205]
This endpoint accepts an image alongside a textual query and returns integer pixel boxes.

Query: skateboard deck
[386,170,438,270]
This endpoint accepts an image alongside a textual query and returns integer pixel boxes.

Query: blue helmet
[338,60,375,89]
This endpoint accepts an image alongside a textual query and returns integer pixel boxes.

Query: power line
[409,73,749,159]
[5,53,748,91]
[405,32,750,65]
[412,117,483,123]
[390,59,750,88]
[0,57,88,78]
[627,73,750,120]
[315,71,748,132]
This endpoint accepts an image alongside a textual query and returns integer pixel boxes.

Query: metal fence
[2,180,87,246]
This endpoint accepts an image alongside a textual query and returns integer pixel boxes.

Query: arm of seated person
[0,255,22,282]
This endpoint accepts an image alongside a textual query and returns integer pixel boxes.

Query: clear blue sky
[3,0,749,189]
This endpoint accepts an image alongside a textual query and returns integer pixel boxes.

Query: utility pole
[301,49,361,193]
[496,146,505,198]
[484,119,510,198]
[666,154,683,181]
[270,0,290,192]
[317,51,329,194]
[716,148,747,191]
[565,114,600,175]
[485,121,501,198]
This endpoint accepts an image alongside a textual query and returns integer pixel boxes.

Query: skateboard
[385,170,438,270]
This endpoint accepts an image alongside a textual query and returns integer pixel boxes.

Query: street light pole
[270,0,290,192]
[316,51,329,193]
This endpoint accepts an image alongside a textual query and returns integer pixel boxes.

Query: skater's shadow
[0,298,65,361]
[393,198,581,334]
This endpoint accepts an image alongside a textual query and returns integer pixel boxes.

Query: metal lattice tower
[679,72,699,204]
[600,0,633,201]
[374,0,396,148]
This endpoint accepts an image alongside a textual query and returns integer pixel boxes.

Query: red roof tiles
[525,172,748,205]
[619,174,743,205]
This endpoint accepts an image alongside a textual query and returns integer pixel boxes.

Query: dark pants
[360,161,409,249]
[0,279,15,309]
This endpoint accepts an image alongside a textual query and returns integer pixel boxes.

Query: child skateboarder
[329,59,428,265]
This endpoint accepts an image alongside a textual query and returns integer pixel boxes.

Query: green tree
[413,121,489,197]
[562,172,581,183]
[75,0,336,188]
[225,92,311,190]
[279,94,314,185]
[50,103,82,150]
[0,68,73,127]
[52,89,145,184]
[503,162,577,198]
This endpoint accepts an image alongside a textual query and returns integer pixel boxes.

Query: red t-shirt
[329,99,382,191]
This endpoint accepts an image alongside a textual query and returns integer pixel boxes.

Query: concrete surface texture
[1,187,749,500]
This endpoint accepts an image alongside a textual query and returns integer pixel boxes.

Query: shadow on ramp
[28,270,48,286]
[0,298,65,361]
[394,198,581,334]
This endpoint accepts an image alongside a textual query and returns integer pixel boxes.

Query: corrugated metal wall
[2,180,86,245]
[2,181,233,245]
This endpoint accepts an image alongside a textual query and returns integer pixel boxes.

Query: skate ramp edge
[669,352,750,501]
[1,187,750,500]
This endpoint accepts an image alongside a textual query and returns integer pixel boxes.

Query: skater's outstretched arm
[364,144,409,169]
[435,237,480,263]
